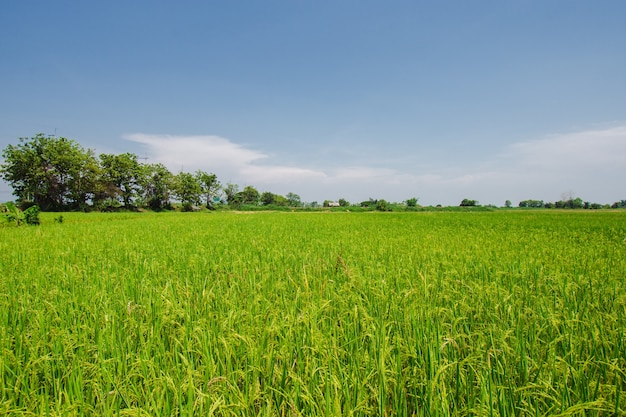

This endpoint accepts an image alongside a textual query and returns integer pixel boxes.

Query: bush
[1,202,40,226]
[376,199,391,211]
[23,205,40,225]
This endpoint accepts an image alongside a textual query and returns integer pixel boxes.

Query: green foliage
[180,201,194,212]
[141,163,173,210]
[195,170,220,208]
[173,172,202,206]
[223,183,240,207]
[286,192,301,207]
[1,201,22,225]
[405,197,418,207]
[375,198,390,211]
[612,199,626,208]
[1,201,40,226]
[240,185,260,205]
[260,191,287,206]
[460,198,478,206]
[519,199,544,208]
[23,205,40,225]
[0,134,98,210]
[98,153,143,208]
[555,197,584,209]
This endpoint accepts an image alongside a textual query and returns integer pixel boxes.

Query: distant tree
[376,199,390,211]
[460,199,478,207]
[571,197,584,209]
[240,185,260,205]
[504,200,512,208]
[259,191,287,206]
[173,172,202,208]
[260,191,277,206]
[67,149,100,211]
[99,153,143,208]
[338,198,350,207]
[406,197,419,207]
[274,194,288,206]
[360,198,377,208]
[519,199,544,208]
[555,197,584,209]
[286,192,301,207]
[224,183,240,206]
[195,170,220,209]
[0,134,98,210]
[140,163,173,210]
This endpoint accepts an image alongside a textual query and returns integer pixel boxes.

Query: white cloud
[124,133,327,186]
[446,125,626,204]
[507,126,626,171]
[124,133,266,171]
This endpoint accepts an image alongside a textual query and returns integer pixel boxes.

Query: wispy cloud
[124,134,266,171]
[446,125,626,204]
[507,126,626,171]
[123,133,326,185]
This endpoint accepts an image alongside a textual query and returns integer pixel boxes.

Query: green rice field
[1,211,625,416]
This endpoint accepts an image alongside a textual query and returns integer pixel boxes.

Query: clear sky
[1,1,625,206]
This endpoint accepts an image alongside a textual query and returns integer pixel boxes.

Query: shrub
[23,205,40,225]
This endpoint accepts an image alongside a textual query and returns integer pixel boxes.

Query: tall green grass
[0,211,624,416]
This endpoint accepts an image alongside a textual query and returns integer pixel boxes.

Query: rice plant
[0,210,624,416]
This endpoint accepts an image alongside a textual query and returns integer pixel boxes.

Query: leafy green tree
[554,197,584,209]
[406,197,418,207]
[224,183,240,206]
[460,199,478,207]
[259,191,276,206]
[360,198,377,208]
[239,185,260,205]
[173,172,202,208]
[338,198,349,207]
[286,192,302,207]
[376,199,390,211]
[66,150,100,211]
[140,163,173,210]
[275,194,288,206]
[519,200,544,208]
[260,191,287,206]
[195,171,220,209]
[0,134,97,211]
[98,153,143,208]
[1,201,39,225]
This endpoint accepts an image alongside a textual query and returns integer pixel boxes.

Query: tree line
[0,134,225,211]
[1,134,624,212]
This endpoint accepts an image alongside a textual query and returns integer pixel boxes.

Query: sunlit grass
[0,210,625,415]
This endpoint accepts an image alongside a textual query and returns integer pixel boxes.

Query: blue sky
[1,1,625,206]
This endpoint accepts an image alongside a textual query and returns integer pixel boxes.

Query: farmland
[0,210,625,416]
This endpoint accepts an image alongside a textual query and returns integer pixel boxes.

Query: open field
[1,211,625,416]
